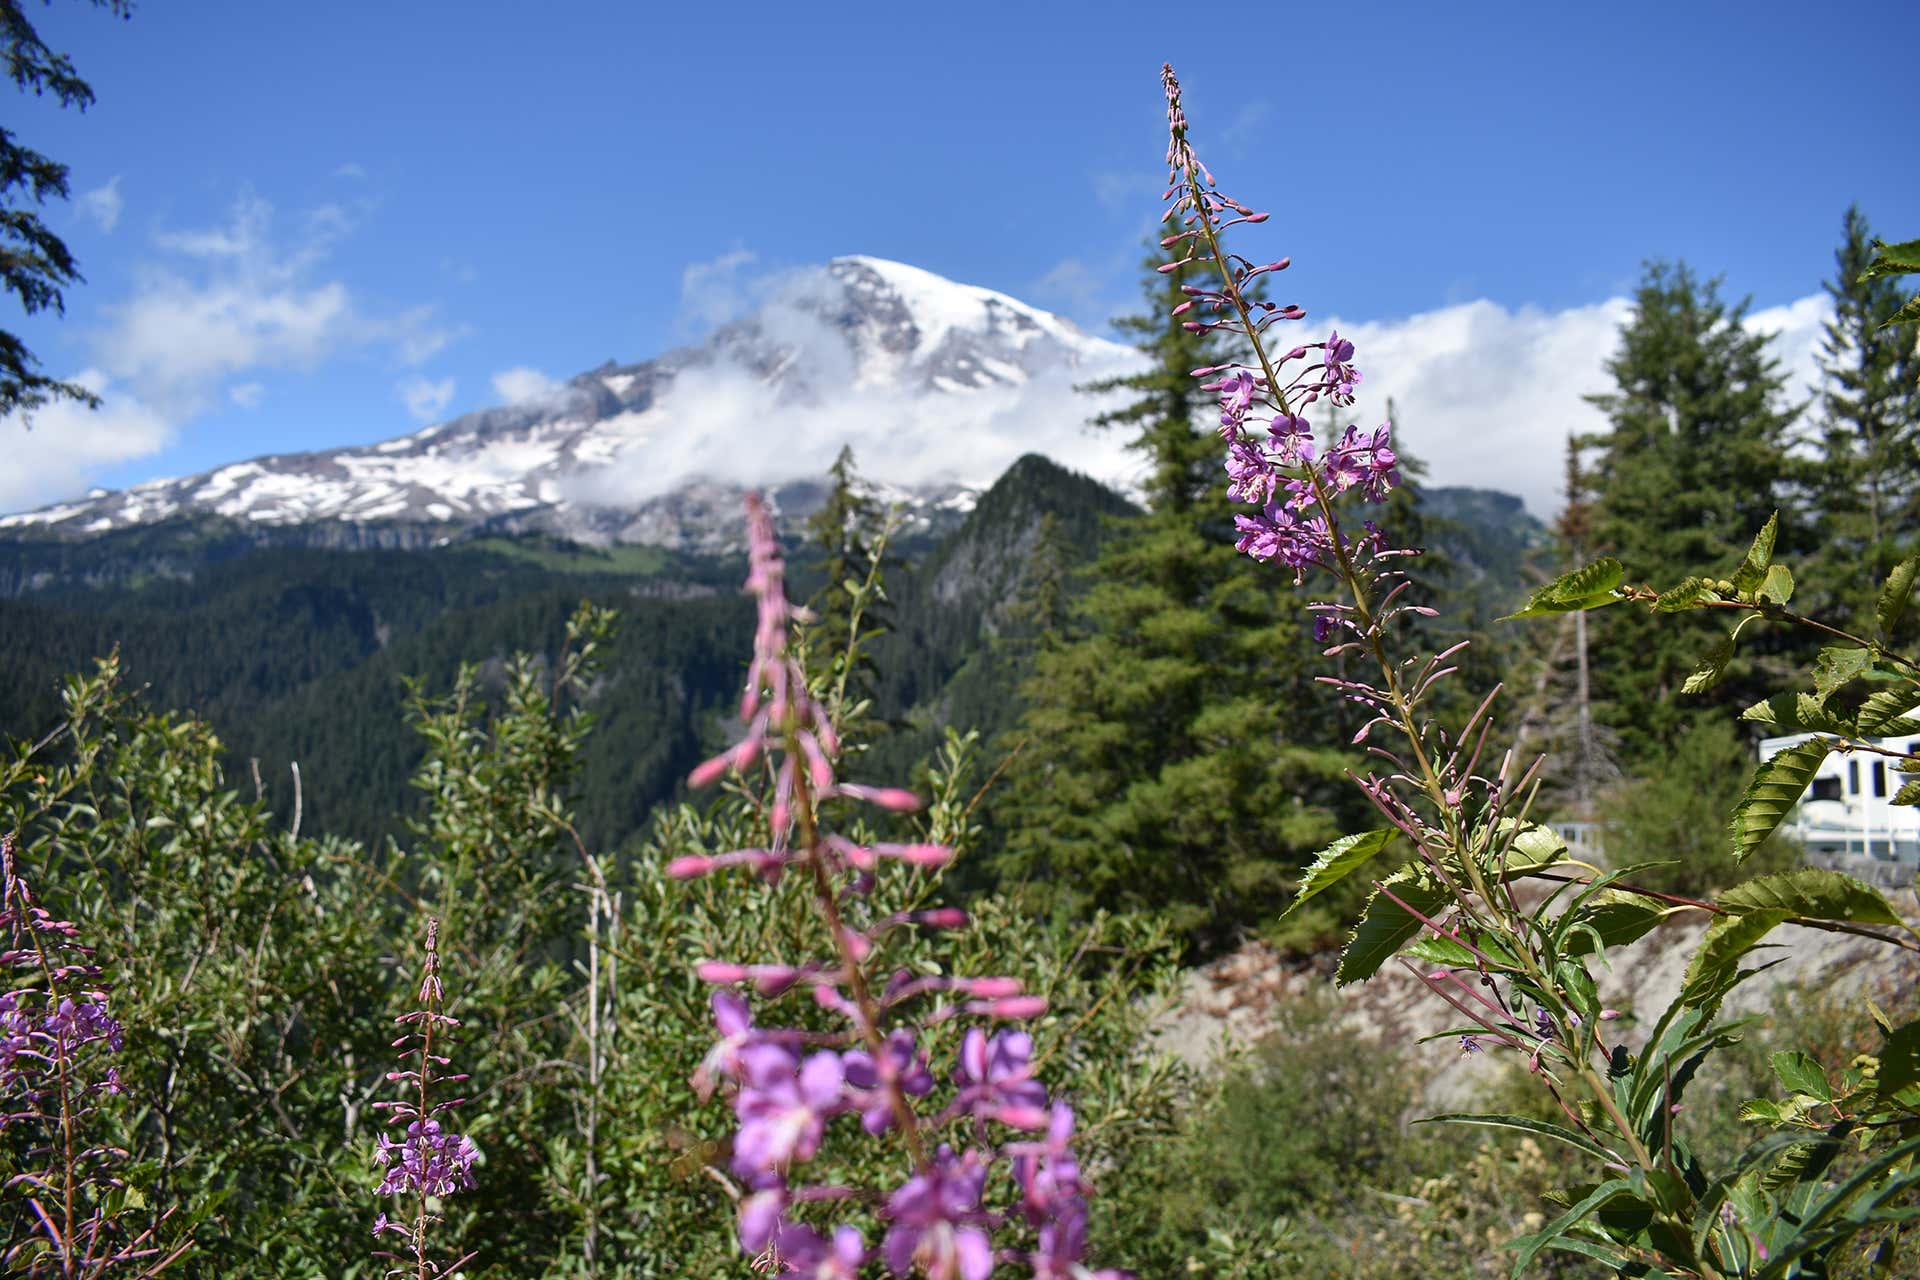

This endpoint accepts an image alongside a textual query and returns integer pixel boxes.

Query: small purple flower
[952,1027,1048,1130]
[884,1146,994,1280]
[842,1029,933,1135]
[772,1223,865,1279]
[733,1045,846,1173]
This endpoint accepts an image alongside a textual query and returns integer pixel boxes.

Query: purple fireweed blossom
[884,1146,993,1280]
[0,833,173,1278]
[679,495,1127,1276]
[842,1028,934,1135]
[771,1223,866,1279]
[371,918,477,1278]
[732,1044,846,1173]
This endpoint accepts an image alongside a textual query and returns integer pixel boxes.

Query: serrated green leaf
[1739,1098,1785,1123]
[1861,237,1920,280]
[1500,557,1625,621]
[1884,291,1920,329]
[1683,909,1790,1007]
[1813,645,1872,701]
[1739,692,1854,735]
[1879,556,1919,637]
[1759,563,1794,606]
[1730,739,1833,862]
[1655,576,1713,612]
[1281,828,1398,921]
[1717,867,1902,927]
[1729,512,1779,595]
[1336,868,1449,985]
[1896,779,1920,806]
[1858,686,1920,734]
[1683,637,1735,695]
[1772,1050,1832,1102]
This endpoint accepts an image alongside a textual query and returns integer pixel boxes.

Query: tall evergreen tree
[991,242,1351,948]
[3,0,131,420]
[1805,206,1920,628]
[1580,262,1802,762]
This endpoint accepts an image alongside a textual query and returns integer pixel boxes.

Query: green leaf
[1490,820,1570,878]
[1683,909,1790,1008]
[1730,738,1833,863]
[1879,1021,1920,1095]
[1812,645,1872,701]
[1281,829,1398,921]
[1559,891,1673,958]
[1717,867,1902,927]
[1421,1112,1621,1165]
[1336,868,1449,985]
[1683,637,1735,695]
[1860,237,1920,280]
[1500,557,1625,621]
[1730,512,1779,595]
[1878,556,1919,637]
[1858,686,1920,734]
[1739,692,1854,736]
[1896,779,1920,806]
[1758,563,1794,606]
[1884,291,1920,328]
[1771,1050,1832,1103]
[1506,1179,1641,1276]
[1655,576,1713,612]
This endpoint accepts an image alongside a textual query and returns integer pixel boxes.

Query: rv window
[1849,760,1860,794]
[1812,776,1843,801]
[1874,761,1887,798]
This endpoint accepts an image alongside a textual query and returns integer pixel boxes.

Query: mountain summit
[1,257,1135,551]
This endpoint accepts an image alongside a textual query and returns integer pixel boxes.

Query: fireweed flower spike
[1159,63,1797,1268]
[372,917,478,1280]
[1,833,184,1278]
[679,494,1127,1278]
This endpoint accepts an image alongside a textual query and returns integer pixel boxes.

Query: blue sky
[5,0,1917,514]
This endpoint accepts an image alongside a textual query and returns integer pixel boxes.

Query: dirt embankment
[1158,888,1920,1109]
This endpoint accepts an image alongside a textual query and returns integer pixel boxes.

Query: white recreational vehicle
[1758,732,1920,866]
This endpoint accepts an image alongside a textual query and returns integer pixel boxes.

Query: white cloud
[227,381,265,409]
[678,248,760,334]
[1302,292,1831,516]
[0,372,173,511]
[78,177,123,234]
[332,162,368,180]
[398,375,455,423]
[491,365,560,405]
[94,191,462,417]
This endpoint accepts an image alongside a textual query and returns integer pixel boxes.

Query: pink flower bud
[982,996,1048,1019]
[696,961,749,984]
[666,855,714,879]
[964,977,1022,998]
[914,908,969,929]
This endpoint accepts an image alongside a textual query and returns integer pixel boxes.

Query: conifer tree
[992,242,1351,948]
[1580,262,1802,763]
[1806,206,1920,628]
[3,0,132,420]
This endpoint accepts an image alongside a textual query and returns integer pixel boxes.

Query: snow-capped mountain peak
[0,258,1138,551]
